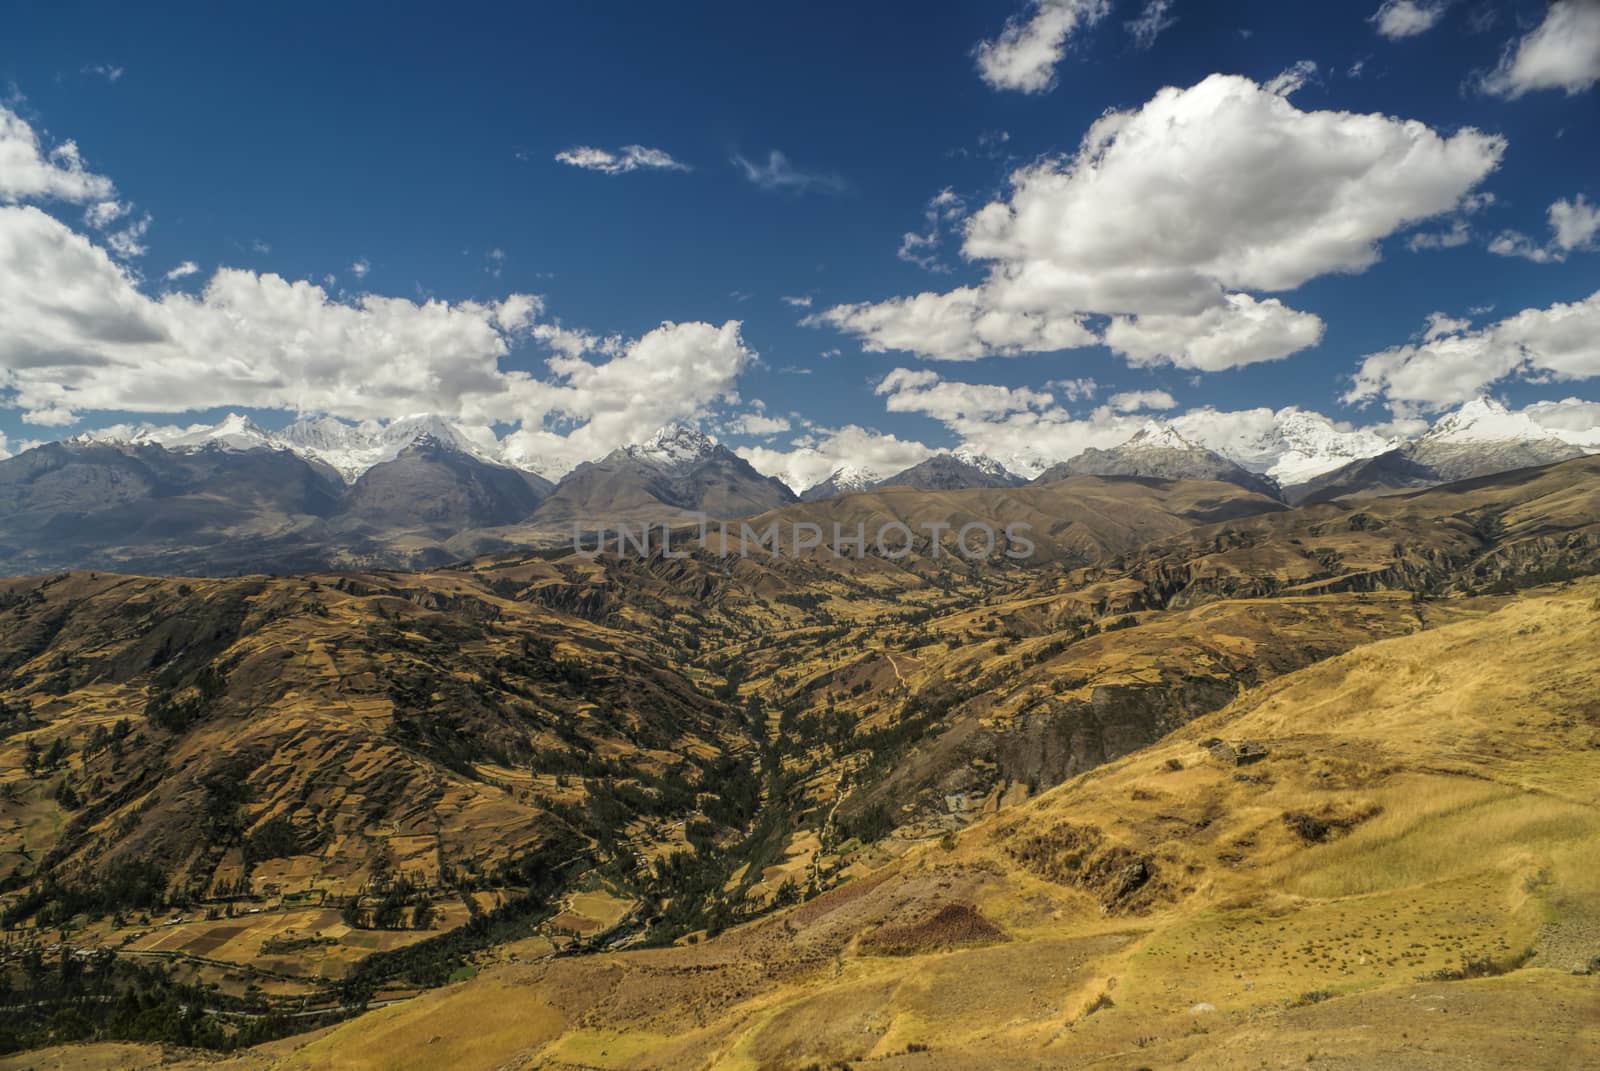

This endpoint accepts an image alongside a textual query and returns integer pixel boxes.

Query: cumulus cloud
[0,205,755,472]
[876,366,1056,422]
[1108,388,1178,412]
[1480,0,1600,98]
[1490,194,1600,263]
[738,424,934,492]
[807,286,1095,362]
[1347,290,1600,413]
[732,150,844,194]
[0,105,116,204]
[974,0,1111,94]
[554,144,690,175]
[1104,294,1326,371]
[350,257,370,279]
[1371,1,1447,40]
[812,74,1503,369]
[724,405,792,438]
[499,319,755,473]
[1126,0,1177,49]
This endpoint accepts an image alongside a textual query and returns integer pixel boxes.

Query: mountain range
[1,396,1597,575]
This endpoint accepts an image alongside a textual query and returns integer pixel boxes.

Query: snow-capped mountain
[619,423,722,470]
[69,412,276,453]
[277,413,504,483]
[1419,396,1566,446]
[877,452,1025,492]
[1172,407,1396,486]
[799,464,887,502]
[531,423,797,523]
[1291,396,1588,504]
[1036,420,1283,499]
[952,447,1021,482]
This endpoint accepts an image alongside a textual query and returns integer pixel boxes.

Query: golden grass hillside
[30,577,1594,1071]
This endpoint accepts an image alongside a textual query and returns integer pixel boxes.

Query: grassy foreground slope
[27,577,1596,1070]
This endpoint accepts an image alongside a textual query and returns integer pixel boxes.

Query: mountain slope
[1039,421,1284,499]
[336,436,552,533]
[875,451,1022,492]
[0,441,345,575]
[1290,397,1586,504]
[531,424,798,525]
[798,464,885,502]
[104,578,1600,1071]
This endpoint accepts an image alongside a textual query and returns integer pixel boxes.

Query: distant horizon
[4,1,1599,491]
[18,391,1600,493]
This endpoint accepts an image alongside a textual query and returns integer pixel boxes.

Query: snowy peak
[798,463,887,501]
[1123,420,1195,452]
[165,413,273,451]
[623,424,721,467]
[1421,396,1557,445]
[275,413,502,483]
[68,413,275,453]
[951,447,1019,481]
[1171,407,1396,487]
[825,464,885,493]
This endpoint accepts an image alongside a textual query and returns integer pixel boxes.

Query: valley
[1,457,1598,1066]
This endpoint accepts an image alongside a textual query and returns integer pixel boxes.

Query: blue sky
[2,0,1598,485]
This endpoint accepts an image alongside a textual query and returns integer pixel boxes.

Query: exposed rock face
[800,465,886,502]
[0,441,346,574]
[877,453,1024,491]
[1036,422,1283,500]
[337,435,551,532]
[532,424,797,524]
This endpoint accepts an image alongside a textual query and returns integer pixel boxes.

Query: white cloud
[781,294,813,308]
[1104,294,1326,372]
[1407,218,1473,251]
[84,200,128,229]
[876,366,1056,422]
[738,424,934,492]
[554,144,690,175]
[1551,194,1600,249]
[0,205,754,472]
[1521,396,1600,448]
[732,150,844,194]
[500,320,755,474]
[807,286,1095,362]
[1480,0,1600,98]
[974,0,1111,94]
[725,412,792,437]
[1348,290,1600,413]
[1126,0,1176,49]
[105,214,150,259]
[1264,60,1318,96]
[0,430,8,459]
[1371,1,1447,40]
[1489,193,1600,263]
[82,64,125,82]
[1108,388,1178,412]
[0,105,116,204]
[1047,377,1098,402]
[813,75,1502,370]
[350,257,370,279]
[898,188,967,273]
